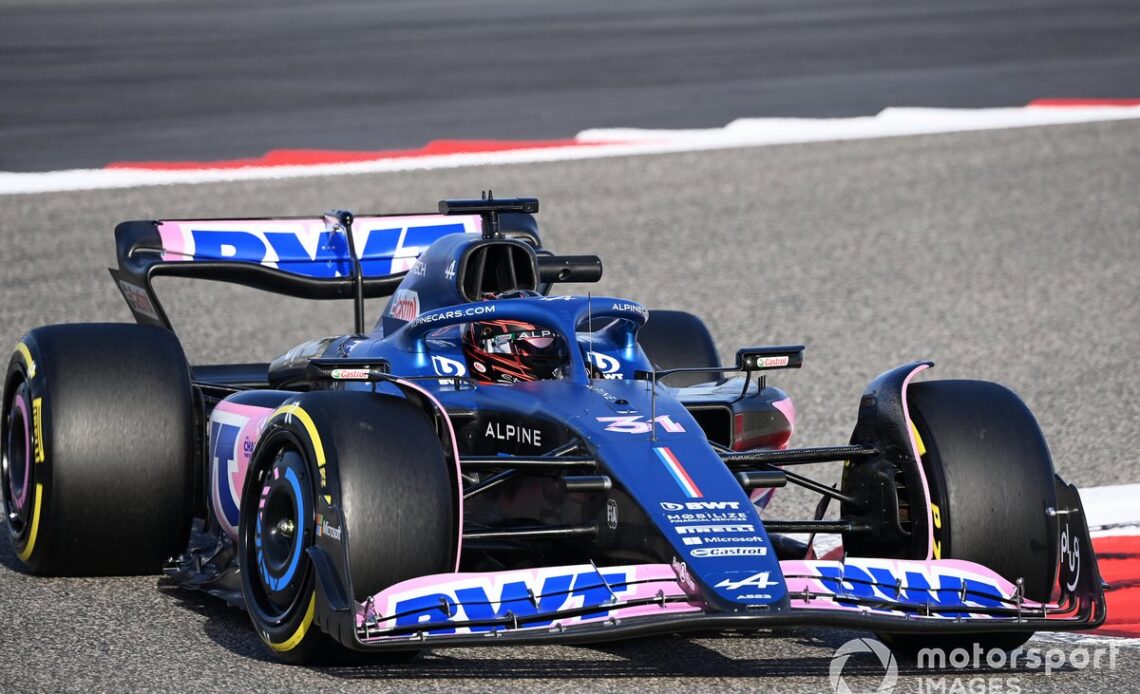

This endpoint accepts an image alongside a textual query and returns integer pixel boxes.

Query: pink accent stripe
[104,138,626,171]
[212,400,276,421]
[156,222,186,262]
[1029,98,1140,107]
[771,397,796,434]
[900,364,937,560]
[781,557,1053,616]
[359,563,699,637]
[11,395,30,510]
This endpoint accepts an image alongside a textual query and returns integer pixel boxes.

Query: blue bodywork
[333,229,789,609]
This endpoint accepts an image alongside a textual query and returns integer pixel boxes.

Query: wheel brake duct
[846,361,936,558]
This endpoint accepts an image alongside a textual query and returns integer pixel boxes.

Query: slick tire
[239,391,455,664]
[881,379,1058,652]
[2,324,195,575]
[637,310,720,387]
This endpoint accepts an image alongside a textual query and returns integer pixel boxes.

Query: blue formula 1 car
[2,196,1104,663]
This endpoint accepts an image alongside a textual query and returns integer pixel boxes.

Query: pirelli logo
[32,397,44,463]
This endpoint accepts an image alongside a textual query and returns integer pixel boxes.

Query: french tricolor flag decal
[653,447,703,498]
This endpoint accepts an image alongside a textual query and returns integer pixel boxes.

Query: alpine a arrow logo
[715,572,777,591]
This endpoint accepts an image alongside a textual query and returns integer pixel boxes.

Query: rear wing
[109,211,539,329]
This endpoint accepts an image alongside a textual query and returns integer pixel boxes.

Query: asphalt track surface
[3,0,1140,171]
[0,119,1138,692]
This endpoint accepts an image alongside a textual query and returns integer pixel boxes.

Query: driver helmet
[462,295,569,383]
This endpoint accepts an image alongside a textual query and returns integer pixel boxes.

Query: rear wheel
[637,309,720,387]
[2,324,194,575]
[239,391,455,664]
[881,379,1057,652]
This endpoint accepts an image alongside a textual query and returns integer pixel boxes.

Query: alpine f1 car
[2,196,1104,663]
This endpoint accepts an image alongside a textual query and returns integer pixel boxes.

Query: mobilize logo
[661,501,742,511]
[830,638,898,694]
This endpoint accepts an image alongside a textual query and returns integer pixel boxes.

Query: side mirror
[735,345,805,371]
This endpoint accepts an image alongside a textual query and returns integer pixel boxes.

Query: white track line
[1031,632,1140,648]
[1081,484,1140,537]
[3,105,1140,195]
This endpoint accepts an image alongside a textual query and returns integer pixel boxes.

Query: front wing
[306,479,1104,651]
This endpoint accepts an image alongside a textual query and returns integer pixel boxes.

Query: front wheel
[881,379,1057,652]
[238,391,456,664]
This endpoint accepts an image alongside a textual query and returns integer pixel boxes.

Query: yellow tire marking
[271,403,327,490]
[264,405,323,652]
[908,420,939,557]
[15,343,36,379]
[32,397,44,463]
[920,423,940,559]
[16,483,44,562]
[908,419,926,457]
[269,592,316,652]
[930,502,943,559]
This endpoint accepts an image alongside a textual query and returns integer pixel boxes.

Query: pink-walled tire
[2,324,194,575]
